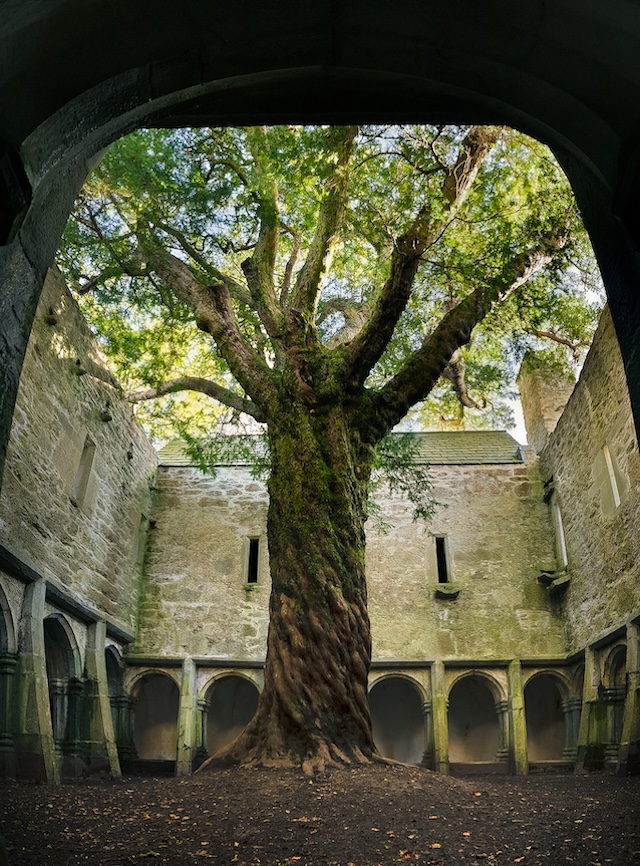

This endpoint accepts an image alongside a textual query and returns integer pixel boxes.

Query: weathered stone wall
[0,268,157,634]
[367,454,564,660]
[541,307,640,654]
[134,465,270,659]
[136,446,565,662]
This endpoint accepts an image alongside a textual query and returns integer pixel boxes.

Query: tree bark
[200,398,378,773]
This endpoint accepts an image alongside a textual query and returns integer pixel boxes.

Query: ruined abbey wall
[540,308,640,654]
[0,268,157,638]
[136,437,564,663]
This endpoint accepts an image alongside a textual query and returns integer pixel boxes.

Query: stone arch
[368,675,425,764]
[0,583,16,654]
[130,671,180,763]
[524,672,570,762]
[202,674,260,757]
[447,672,505,764]
[602,644,627,755]
[43,614,80,748]
[4,3,640,493]
[604,644,627,690]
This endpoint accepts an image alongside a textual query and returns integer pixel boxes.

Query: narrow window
[602,444,621,508]
[71,435,95,507]
[551,495,568,568]
[247,537,260,584]
[435,536,449,584]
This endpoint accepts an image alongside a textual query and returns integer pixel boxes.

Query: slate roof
[157,431,523,467]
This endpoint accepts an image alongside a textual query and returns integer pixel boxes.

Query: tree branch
[526,329,591,359]
[291,126,358,318]
[374,224,569,430]
[240,126,283,340]
[345,126,501,389]
[136,239,277,415]
[126,376,266,422]
[441,349,487,409]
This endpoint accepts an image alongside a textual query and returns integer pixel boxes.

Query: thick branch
[126,376,266,422]
[137,240,277,414]
[375,226,569,429]
[442,350,486,409]
[153,220,252,306]
[291,126,358,317]
[345,126,501,389]
[241,127,282,339]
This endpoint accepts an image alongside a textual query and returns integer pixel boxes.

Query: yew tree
[59,124,600,771]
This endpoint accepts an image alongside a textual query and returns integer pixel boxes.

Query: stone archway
[3,3,640,489]
[524,673,568,763]
[448,675,503,767]
[131,672,180,767]
[203,675,260,757]
[369,676,425,763]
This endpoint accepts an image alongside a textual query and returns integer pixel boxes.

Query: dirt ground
[1,765,639,865]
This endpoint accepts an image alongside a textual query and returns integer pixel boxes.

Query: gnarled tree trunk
[202,400,378,773]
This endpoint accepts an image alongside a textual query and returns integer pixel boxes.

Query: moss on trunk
[200,400,378,773]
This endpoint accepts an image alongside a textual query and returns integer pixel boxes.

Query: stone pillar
[562,698,583,763]
[575,647,601,773]
[61,677,85,778]
[431,661,449,775]
[495,699,510,764]
[617,624,640,775]
[112,695,136,763]
[195,697,209,764]
[84,621,121,777]
[602,685,626,771]
[0,651,17,778]
[176,657,197,777]
[14,579,59,782]
[507,660,528,776]
[421,700,434,769]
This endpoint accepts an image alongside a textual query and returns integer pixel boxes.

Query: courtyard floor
[1,765,639,865]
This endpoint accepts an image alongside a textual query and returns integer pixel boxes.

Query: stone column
[0,651,17,778]
[617,624,640,775]
[61,677,85,778]
[112,695,136,763]
[495,699,510,764]
[562,698,583,763]
[431,661,449,775]
[176,657,197,777]
[421,700,434,769]
[14,579,59,782]
[602,685,626,771]
[575,646,600,773]
[195,697,209,765]
[507,660,528,776]
[84,621,121,777]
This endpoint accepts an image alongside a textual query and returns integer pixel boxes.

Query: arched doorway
[43,616,77,751]
[369,677,424,763]
[131,673,180,769]
[524,674,566,763]
[204,675,259,757]
[0,583,17,777]
[603,645,627,768]
[105,646,132,762]
[448,675,502,767]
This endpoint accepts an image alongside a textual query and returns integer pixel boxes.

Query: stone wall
[540,307,640,654]
[136,439,565,662]
[0,268,157,636]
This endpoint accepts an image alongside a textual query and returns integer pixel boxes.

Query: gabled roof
[157,431,523,467]
[409,431,523,465]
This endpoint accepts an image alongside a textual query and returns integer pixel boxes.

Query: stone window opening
[550,494,568,569]
[70,435,95,507]
[246,537,260,584]
[602,444,621,508]
[435,536,449,584]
